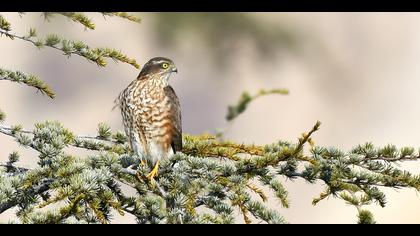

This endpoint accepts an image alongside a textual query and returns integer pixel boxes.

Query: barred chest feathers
[121,76,175,163]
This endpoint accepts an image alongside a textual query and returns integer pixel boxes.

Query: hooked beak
[172,66,178,73]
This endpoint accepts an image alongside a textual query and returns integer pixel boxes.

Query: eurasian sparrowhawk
[116,57,182,180]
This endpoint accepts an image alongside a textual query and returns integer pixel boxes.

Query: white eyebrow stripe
[152,60,169,64]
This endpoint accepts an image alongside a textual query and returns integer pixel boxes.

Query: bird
[115,57,182,181]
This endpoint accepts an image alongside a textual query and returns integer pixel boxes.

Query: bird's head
[138,57,178,82]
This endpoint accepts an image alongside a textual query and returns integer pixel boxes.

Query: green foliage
[28,28,37,38]
[0,120,321,224]
[44,34,61,46]
[226,88,289,121]
[1,112,420,224]
[357,209,376,224]
[0,15,14,40]
[260,176,289,208]
[30,34,139,68]
[102,12,141,23]
[0,15,12,36]
[245,200,287,224]
[112,131,128,144]
[41,12,141,29]
[0,109,5,122]
[97,123,112,140]
[15,133,31,147]
[44,12,96,30]
[8,151,20,164]
[10,125,22,135]
[0,68,55,98]
[0,13,139,69]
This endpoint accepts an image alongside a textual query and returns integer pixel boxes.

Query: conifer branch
[0,178,52,214]
[0,68,55,98]
[2,119,418,224]
[0,24,139,69]
[43,12,95,30]
[226,88,289,122]
[0,15,13,39]
[218,88,289,138]
[38,12,140,29]
[101,12,141,24]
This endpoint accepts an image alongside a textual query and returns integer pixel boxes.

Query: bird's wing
[164,85,182,152]
[112,91,123,111]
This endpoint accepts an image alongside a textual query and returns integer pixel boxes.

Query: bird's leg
[146,160,160,181]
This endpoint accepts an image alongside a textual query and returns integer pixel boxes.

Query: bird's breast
[130,88,174,149]
[120,78,177,158]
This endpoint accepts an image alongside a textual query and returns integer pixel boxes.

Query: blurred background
[1,12,420,223]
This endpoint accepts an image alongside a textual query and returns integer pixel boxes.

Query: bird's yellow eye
[162,63,169,69]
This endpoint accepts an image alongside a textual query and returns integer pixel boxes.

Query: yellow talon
[146,160,160,181]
